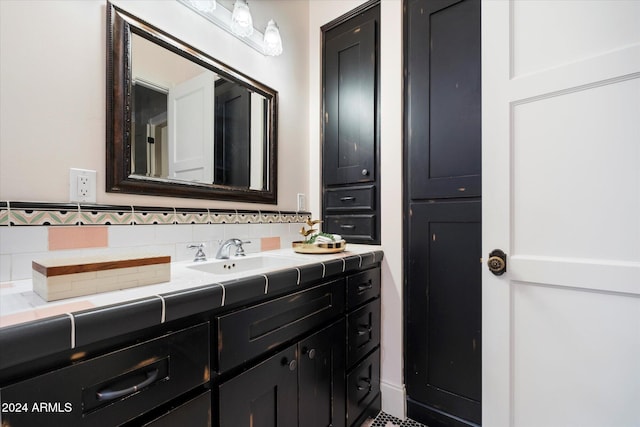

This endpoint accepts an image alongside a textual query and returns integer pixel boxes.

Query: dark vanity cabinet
[0,323,211,426]
[219,320,346,427]
[216,279,346,427]
[322,1,381,244]
[0,260,382,427]
[216,268,381,427]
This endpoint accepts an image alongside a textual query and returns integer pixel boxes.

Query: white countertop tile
[0,245,381,329]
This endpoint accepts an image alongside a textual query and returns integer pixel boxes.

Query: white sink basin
[186,254,300,276]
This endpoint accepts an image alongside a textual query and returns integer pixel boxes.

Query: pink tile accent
[0,310,37,328]
[0,300,95,328]
[261,236,281,251]
[49,227,108,251]
[35,300,95,319]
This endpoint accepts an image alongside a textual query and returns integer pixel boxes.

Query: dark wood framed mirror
[107,2,278,203]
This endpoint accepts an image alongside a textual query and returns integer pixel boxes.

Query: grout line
[219,283,226,306]
[66,313,76,349]
[155,295,166,323]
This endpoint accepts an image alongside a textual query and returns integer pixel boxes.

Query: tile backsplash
[0,201,310,282]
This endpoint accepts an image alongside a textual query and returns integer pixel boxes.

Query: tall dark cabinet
[404,0,482,426]
[322,1,380,244]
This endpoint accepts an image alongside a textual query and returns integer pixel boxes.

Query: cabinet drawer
[216,279,345,373]
[0,322,209,427]
[143,390,211,427]
[347,298,380,367]
[325,186,375,212]
[325,214,377,242]
[347,267,380,309]
[346,348,380,427]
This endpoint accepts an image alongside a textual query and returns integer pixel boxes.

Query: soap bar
[32,254,171,302]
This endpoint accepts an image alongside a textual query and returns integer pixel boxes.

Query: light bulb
[231,0,253,37]
[263,20,283,56]
[190,0,216,13]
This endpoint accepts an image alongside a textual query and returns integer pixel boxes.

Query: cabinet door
[219,345,298,427]
[323,6,378,186]
[406,0,481,199]
[298,319,346,427]
[406,200,481,425]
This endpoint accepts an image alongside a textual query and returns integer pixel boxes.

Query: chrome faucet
[216,238,251,259]
[187,243,207,262]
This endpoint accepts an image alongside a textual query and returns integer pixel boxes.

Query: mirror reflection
[131,34,268,190]
[107,3,278,203]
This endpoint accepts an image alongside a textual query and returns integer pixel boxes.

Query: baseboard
[381,380,406,420]
[407,398,480,427]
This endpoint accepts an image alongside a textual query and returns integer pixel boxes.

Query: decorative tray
[292,240,346,254]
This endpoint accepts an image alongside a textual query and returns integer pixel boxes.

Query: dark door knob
[488,249,507,275]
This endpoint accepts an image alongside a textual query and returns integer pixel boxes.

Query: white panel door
[482,1,640,426]
[168,72,214,183]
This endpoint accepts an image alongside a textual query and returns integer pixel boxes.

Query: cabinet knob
[302,347,316,359]
[361,169,369,176]
[281,357,297,371]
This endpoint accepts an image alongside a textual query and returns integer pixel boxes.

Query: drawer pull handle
[96,369,159,402]
[340,196,356,202]
[357,377,372,391]
[357,281,373,293]
[357,326,373,336]
[340,224,356,230]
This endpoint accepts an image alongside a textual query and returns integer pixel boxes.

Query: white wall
[308,0,405,419]
[0,0,309,211]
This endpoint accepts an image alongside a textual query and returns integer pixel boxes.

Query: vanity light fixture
[190,0,216,13]
[231,0,253,37]
[177,0,282,56]
[263,19,283,56]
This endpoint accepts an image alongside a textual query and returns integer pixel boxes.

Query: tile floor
[362,411,428,427]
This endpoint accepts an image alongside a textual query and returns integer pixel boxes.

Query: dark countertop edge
[0,250,383,373]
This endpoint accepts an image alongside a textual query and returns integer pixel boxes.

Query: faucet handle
[235,240,251,256]
[187,243,207,262]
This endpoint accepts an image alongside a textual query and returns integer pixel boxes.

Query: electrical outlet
[297,193,306,211]
[70,168,97,203]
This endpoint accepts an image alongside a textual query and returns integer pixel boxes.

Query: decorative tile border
[1,201,310,227]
